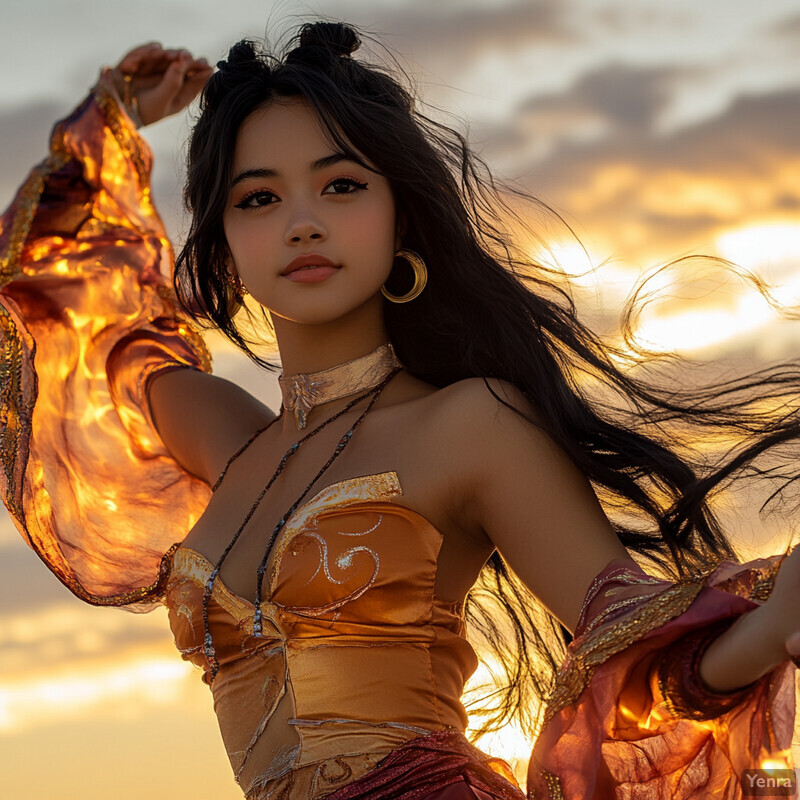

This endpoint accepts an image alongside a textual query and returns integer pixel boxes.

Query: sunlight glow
[464,658,541,789]
[716,221,800,309]
[0,653,195,734]
[624,220,800,354]
[716,222,800,269]
[760,753,792,771]
[633,294,773,353]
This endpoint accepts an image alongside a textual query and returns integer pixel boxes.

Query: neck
[272,304,389,376]
[276,334,400,431]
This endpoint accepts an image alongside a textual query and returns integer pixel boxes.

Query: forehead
[233,99,345,169]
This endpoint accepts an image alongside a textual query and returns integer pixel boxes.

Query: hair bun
[297,22,360,58]
[216,39,262,74]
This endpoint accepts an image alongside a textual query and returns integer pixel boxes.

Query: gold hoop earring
[381,249,427,304]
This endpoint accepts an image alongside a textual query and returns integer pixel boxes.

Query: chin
[265,288,386,326]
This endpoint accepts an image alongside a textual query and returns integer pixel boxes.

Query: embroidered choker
[278,342,402,429]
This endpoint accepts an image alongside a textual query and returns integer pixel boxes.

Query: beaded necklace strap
[251,373,395,636]
[211,412,283,493]
[202,368,401,681]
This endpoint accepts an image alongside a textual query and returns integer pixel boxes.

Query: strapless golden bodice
[163,471,479,799]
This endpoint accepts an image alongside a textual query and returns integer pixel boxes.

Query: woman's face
[223,98,398,325]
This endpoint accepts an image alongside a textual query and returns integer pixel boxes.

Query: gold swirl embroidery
[303,530,380,586]
[286,528,381,615]
[312,756,354,792]
[268,471,402,594]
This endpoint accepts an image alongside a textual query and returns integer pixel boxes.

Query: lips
[281,253,339,276]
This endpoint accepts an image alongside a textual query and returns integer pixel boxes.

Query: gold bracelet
[121,72,144,128]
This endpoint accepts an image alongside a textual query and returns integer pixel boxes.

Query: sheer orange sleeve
[0,68,212,610]
[527,557,797,799]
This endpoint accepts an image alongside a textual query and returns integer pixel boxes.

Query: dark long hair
[174,21,800,737]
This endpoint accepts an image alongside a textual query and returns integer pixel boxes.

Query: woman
[0,21,797,800]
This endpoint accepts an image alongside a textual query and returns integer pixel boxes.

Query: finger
[128,50,178,77]
[140,49,196,77]
[185,62,214,85]
[186,57,211,77]
[177,70,215,108]
[116,42,163,72]
[149,52,194,105]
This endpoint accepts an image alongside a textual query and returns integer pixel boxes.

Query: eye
[323,177,368,195]
[233,190,278,210]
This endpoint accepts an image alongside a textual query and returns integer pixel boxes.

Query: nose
[284,202,327,246]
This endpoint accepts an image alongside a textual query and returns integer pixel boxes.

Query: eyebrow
[231,153,358,188]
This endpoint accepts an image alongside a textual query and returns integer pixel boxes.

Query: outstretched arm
[438,377,796,796]
[439,376,633,633]
[699,544,800,691]
[444,377,798,687]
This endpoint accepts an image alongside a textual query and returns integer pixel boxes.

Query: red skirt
[323,729,526,800]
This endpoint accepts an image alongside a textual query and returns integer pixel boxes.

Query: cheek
[223,215,270,264]
[353,196,397,255]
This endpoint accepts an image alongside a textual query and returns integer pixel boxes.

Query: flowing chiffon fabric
[0,68,211,609]
[0,71,796,800]
[527,558,796,799]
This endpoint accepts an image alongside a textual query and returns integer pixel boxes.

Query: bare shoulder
[417,375,551,521]
[427,376,546,440]
[148,367,276,485]
[424,376,631,631]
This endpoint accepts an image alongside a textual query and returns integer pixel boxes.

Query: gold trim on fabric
[529,768,566,800]
[92,73,151,197]
[168,471,403,611]
[542,577,705,727]
[748,570,777,603]
[0,307,26,520]
[170,546,256,621]
[0,152,69,284]
[0,136,69,524]
[74,541,180,607]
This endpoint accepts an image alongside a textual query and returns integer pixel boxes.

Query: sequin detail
[542,574,705,727]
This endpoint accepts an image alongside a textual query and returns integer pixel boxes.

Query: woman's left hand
[763,543,800,658]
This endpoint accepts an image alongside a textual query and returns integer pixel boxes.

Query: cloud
[334,0,577,73]
[485,63,695,165]
[767,11,800,40]
[489,67,800,259]
[590,4,694,36]
[0,540,81,613]
[516,63,688,133]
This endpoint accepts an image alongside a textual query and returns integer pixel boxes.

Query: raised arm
[0,46,235,608]
[110,46,277,483]
[148,368,276,485]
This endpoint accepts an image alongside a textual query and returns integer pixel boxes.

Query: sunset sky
[1,1,799,797]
